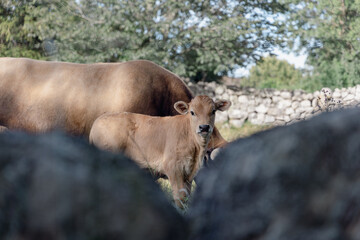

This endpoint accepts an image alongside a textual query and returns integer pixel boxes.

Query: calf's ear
[215,99,231,112]
[174,101,189,115]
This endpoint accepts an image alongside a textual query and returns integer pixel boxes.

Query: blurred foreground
[1,108,360,240]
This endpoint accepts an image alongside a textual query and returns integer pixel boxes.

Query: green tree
[0,0,46,58]
[245,56,304,89]
[1,0,291,82]
[283,0,360,89]
[31,0,291,81]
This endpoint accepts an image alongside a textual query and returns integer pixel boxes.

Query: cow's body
[90,96,231,208]
[0,58,226,148]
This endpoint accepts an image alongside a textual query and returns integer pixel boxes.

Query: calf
[90,95,231,208]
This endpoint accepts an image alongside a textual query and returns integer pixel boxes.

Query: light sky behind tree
[234,50,307,77]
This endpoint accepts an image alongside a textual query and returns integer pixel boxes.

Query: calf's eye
[191,111,195,116]
[212,110,216,115]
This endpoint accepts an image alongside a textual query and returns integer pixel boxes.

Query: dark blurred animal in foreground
[0,57,227,150]
[0,131,188,240]
[90,95,231,209]
[190,108,360,240]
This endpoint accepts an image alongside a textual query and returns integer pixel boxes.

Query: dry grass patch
[216,121,272,141]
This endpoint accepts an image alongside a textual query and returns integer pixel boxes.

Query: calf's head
[174,95,231,140]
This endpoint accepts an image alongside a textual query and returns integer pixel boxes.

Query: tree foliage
[284,0,360,89]
[245,56,304,89]
[0,0,289,81]
[3,1,360,88]
[0,0,45,58]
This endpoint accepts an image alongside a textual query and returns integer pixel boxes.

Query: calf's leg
[167,171,188,209]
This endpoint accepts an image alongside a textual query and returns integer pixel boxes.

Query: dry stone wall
[187,81,360,127]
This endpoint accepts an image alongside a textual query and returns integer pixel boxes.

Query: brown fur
[89,96,231,208]
[0,57,227,148]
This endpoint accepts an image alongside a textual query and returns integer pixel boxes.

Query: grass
[157,121,271,211]
[157,178,196,212]
[216,121,272,141]
[157,178,173,200]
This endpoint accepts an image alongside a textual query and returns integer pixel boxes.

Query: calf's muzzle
[198,124,211,133]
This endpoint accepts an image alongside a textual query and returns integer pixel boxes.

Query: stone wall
[187,81,360,127]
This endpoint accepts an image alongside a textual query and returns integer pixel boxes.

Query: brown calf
[89,95,231,208]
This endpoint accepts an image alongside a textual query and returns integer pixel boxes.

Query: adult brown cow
[0,57,227,149]
[89,95,231,208]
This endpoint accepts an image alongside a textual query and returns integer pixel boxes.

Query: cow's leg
[167,171,188,209]
[0,126,8,133]
[184,179,192,197]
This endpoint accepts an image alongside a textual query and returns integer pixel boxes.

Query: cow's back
[89,111,187,170]
[0,58,193,136]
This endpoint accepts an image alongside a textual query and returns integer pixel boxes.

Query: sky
[234,49,308,77]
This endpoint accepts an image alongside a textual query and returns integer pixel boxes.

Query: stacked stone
[186,80,360,127]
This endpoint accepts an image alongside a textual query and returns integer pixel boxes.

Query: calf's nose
[199,124,210,133]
